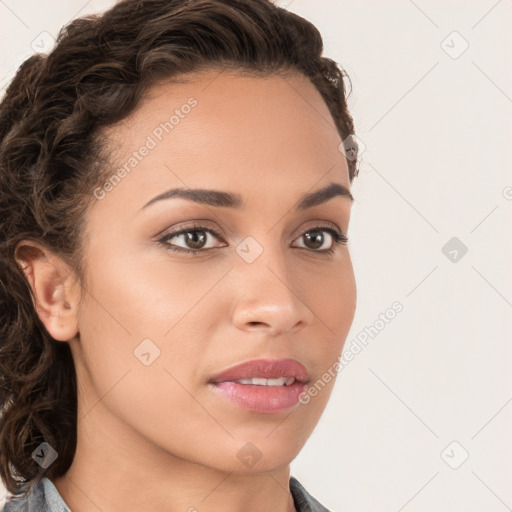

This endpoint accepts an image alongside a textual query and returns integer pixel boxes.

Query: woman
[0,0,359,510]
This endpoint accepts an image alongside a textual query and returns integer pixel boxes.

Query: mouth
[229,376,297,386]
[209,357,309,384]
[208,358,310,413]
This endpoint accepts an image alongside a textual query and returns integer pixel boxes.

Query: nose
[231,248,315,337]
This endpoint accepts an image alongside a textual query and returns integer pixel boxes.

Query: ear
[14,240,80,342]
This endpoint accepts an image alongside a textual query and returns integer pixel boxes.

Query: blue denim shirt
[2,476,331,511]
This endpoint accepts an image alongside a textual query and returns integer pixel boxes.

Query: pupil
[304,231,323,249]
[186,231,206,249]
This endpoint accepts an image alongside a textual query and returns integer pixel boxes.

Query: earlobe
[14,241,80,342]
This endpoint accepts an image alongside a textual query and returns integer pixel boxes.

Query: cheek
[291,260,355,419]
[300,255,357,401]
[81,243,229,334]
[74,259,222,443]
[75,248,229,390]
[299,253,356,337]
[334,256,357,336]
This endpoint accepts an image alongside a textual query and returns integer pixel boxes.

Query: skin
[16,69,357,512]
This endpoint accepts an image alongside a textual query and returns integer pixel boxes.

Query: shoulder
[2,478,44,512]
[2,478,70,512]
[289,476,333,512]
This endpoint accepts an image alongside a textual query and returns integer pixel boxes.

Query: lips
[208,358,310,413]
[209,358,309,385]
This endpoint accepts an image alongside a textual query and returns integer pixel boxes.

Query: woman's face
[73,69,356,473]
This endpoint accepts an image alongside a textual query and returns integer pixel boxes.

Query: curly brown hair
[0,0,359,498]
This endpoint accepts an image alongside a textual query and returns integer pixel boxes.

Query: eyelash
[157,223,348,256]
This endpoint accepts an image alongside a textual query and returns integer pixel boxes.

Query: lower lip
[209,381,308,413]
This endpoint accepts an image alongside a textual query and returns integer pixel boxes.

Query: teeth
[235,377,295,386]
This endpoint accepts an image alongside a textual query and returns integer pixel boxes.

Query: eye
[292,226,348,254]
[158,224,226,254]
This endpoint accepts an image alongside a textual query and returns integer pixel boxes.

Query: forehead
[95,69,349,212]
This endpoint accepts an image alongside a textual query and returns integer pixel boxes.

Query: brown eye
[158,225,226,254]
[179,231,208,250]
[292,227,347,253]
[303,231,327,250]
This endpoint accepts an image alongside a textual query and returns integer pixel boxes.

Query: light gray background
[1,1,511,511]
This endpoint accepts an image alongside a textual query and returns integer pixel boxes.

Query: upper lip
[209,358,309,384]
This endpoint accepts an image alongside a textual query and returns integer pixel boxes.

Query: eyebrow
[141,181,353,212]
